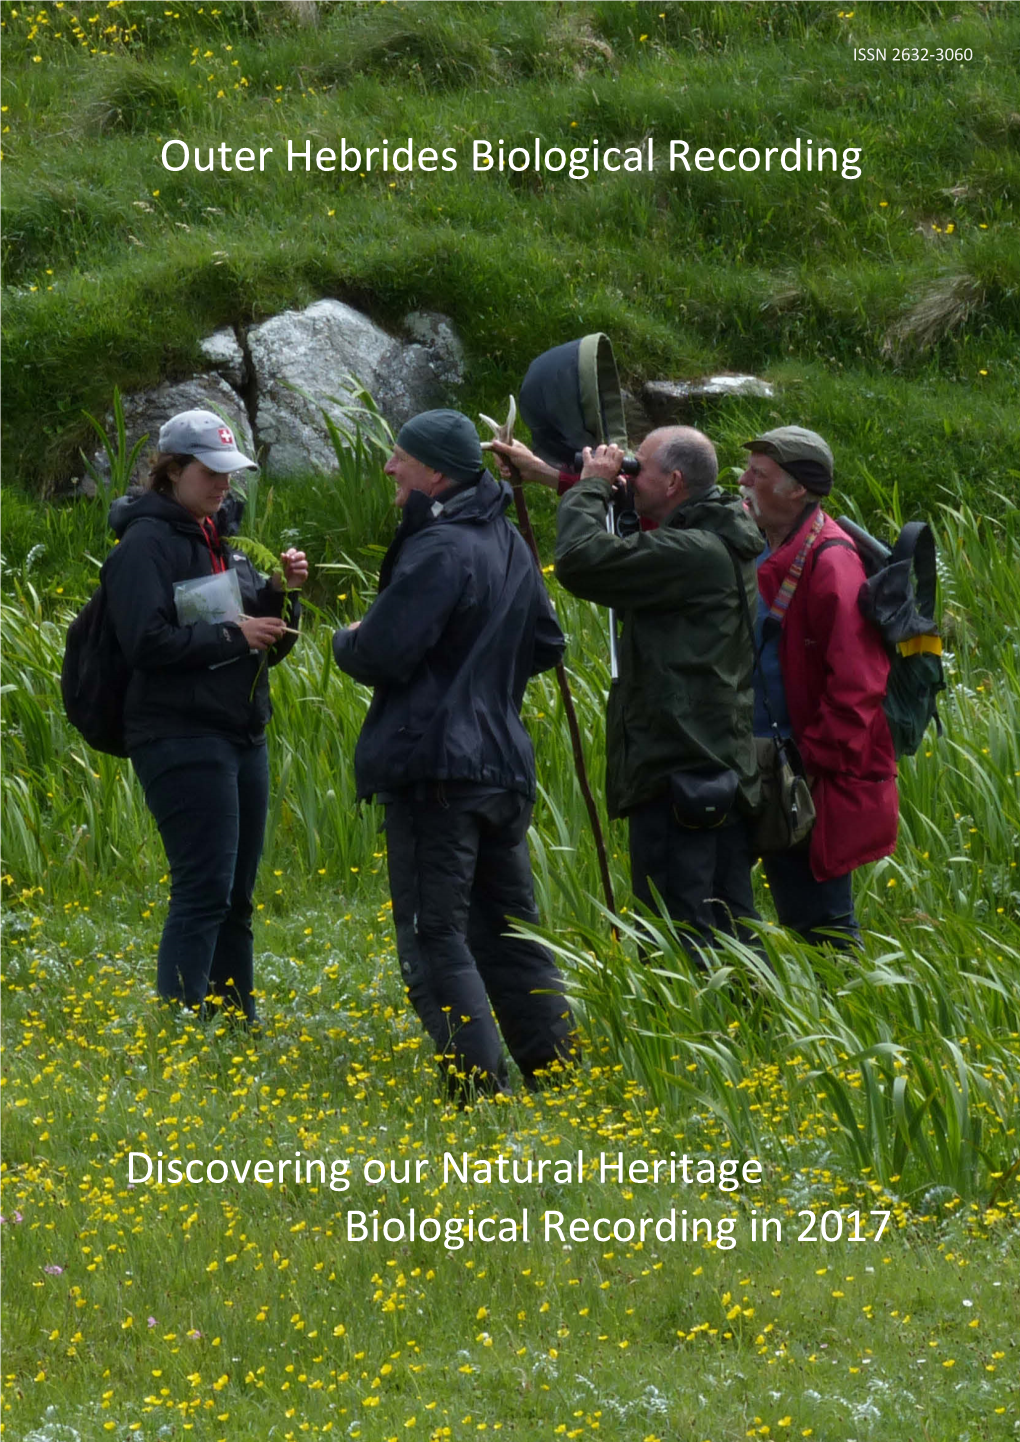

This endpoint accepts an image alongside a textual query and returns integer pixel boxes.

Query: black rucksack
[816,518,946,759]
[61,577,131,757]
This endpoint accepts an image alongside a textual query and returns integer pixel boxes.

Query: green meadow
[2,4,1019,1441]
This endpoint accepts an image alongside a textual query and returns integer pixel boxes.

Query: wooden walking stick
[480,398,617,923]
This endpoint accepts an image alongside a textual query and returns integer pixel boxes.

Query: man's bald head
[631,427,718,522]
[647,427,718,494]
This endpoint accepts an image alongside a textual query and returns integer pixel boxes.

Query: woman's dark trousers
[132,736,270,1021]
[384,787,576,1094]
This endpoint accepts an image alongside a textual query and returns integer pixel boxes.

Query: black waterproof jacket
[333,472,565,801]
[103,491,299,750]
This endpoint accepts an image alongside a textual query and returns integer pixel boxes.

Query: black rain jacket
[103,490,299,750]
[333,472,565,801]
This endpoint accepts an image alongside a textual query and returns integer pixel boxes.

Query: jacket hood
[108,488,245,540]
[669,487,764,561]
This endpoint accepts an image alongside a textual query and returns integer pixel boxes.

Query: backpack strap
[889,520,937,621]
[811,536,856,564]
[820,521,938,622]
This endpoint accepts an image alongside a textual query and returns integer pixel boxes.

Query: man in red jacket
[739,427,898,948]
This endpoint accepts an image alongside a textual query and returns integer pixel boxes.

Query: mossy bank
[2,0,1018,515]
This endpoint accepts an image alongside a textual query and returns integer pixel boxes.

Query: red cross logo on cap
[218,426,234,446]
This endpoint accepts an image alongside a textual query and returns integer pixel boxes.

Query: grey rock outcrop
[199,328,247,391]
[402,310,465,392]
[246,300,464,475]
[82,302,467,491]
[642,374,775,425]
[87,375,254,492]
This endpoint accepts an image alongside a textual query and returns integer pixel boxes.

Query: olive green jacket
[555,480,763,819]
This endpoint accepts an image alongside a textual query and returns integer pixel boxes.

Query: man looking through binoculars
[551,427,764,952]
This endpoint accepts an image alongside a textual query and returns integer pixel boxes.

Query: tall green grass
[530,909,1019,1201]
[2,461,1017,1203]
[2,473,1016,914]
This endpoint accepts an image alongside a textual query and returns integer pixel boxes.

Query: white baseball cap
[157,410,256,472]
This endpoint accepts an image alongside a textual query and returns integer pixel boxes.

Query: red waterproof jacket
[757,507,898,881]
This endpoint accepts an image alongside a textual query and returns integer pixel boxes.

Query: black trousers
[384,788,576,1092]
[762,843,861,950]
[628,794,760,954]
[131,735,269,1021]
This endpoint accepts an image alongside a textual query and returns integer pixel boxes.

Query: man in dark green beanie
[386,409,486,504]
[333,410,576,1098]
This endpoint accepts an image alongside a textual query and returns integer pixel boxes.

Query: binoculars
[572,450,640,476]
[612,485,641,538]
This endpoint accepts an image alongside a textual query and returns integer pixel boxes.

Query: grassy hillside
[3,9,1020,1438]
[2,0,1018,512]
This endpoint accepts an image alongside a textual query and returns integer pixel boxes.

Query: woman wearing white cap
[103,410,308,1027]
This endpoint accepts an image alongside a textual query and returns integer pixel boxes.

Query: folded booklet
[174,569,243,627]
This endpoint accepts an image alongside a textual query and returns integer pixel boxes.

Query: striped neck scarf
[767,507,825,622]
